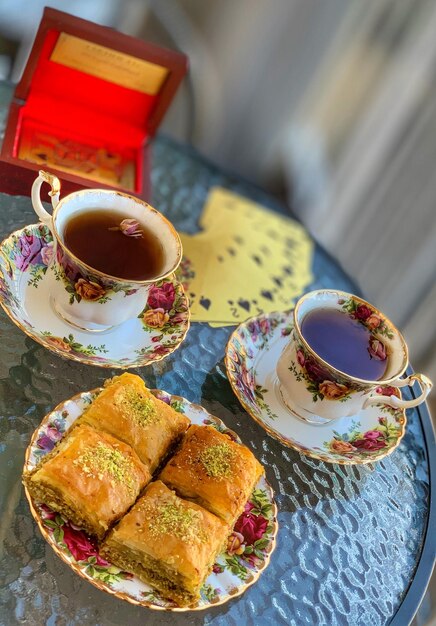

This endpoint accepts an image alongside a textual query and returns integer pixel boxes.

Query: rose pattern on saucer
[139,281,188,336]
[40,331,109,359]
[225,311,407,465]
[24,389,277,611]
[225,334,278,420]
[323,404,404,462]
[0,224,53,299]
[175,256,196,293]
[0,224,190,369]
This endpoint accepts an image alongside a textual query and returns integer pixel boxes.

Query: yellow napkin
[177,187,313,326]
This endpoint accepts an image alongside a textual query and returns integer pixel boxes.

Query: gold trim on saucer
[224,310,407,466]
[23,389,278,612]
[0,224,190,369]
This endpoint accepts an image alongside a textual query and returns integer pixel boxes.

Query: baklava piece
[101,480,229,607]
[159,424,264,525]
[75,373,190,472]
[24,424,151,540]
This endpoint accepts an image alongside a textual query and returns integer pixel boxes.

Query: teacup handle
[31,170,61,229]
[363,373,433,410]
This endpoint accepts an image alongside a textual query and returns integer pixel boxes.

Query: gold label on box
[50,32,169,95]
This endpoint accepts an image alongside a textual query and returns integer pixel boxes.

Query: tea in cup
[276,290,432,424]
[31,171,182,331]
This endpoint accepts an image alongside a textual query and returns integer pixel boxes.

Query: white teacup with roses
[276,290,432,424]
[31,171,182,331]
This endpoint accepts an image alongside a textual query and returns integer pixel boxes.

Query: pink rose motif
[57,249,80,282]
[15,234,44,271]
[170,312,187,325]
[117,218,143,238]
[355,304,372,321]
[147,283,176,311]
[212,563,224,574]
[36,424,63,452]
[36,434,56,452]
[258,318,270,336]
[368,338,387,361]
[304,357,332,384]
[41,243,54,266]
[296,349,305,367]
[41,504,57,520]
[378,416,387,425]
[366,314,382,329]
[62,524,108,565]
[247,320,260,341]
[234,502,268,546]
[375,385,399,397]
[353,430,386,451]
[364,430,383,439]
[150,344,170,357]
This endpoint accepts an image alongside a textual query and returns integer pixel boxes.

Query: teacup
[276,289,432,424]
[31,171,182,331]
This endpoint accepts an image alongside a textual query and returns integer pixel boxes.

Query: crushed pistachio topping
[114,387,160,428]
[74,442,135,494]
[146,497,205,543]
[199,443,235,479]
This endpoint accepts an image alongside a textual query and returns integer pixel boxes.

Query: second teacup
[31,171,182,331]
[276,290,432,424]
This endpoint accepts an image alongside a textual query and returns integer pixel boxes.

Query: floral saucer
[225,311,407,465]
[23,388,278,611]
[0,224,190,368]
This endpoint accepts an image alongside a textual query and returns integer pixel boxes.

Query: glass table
[0,84,434,626]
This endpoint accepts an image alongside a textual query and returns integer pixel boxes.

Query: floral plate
[225,311,407,465]
[23,388,278,611]
[0,224,190,368]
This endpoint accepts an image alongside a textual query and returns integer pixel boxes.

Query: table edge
[391,367,436,625]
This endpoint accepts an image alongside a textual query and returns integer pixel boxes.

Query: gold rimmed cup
[31,171,182,331]
[276,289,432,425]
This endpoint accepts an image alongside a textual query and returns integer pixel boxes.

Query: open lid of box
[0,7,187,196]
[14,7,188,139]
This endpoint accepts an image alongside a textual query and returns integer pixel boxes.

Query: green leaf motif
[201,583,219,602]
[224,555,249,580]
[170,400,185,413]
[250,488,273,518]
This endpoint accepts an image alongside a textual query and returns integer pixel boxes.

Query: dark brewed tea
[63,210,164,280]
[300,308,387,380]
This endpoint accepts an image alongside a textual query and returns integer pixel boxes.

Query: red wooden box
[0,7,188,200]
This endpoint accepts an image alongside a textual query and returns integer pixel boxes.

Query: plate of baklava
[22,373,277,610]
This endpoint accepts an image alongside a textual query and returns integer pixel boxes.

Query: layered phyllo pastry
[23,424,151,540]
[75,373,190,472]
[159,424,264,525]
[101,480,229,606]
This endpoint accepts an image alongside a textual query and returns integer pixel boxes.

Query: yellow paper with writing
[177,187,313,325]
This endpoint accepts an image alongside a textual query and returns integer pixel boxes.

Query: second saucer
[225,311,406,465]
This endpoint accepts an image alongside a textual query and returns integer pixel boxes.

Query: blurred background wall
[0,2,435,622]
